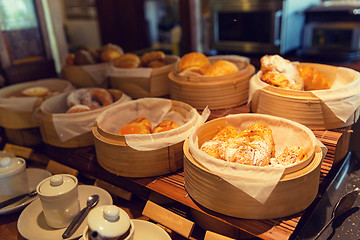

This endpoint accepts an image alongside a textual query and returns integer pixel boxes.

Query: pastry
[100,49,122,62]
[118,117,152,135]
[113,53,141,69]
[297,65,331,91]
[152,120,179,133]
[67,88,113,110]
[177,52,211,75]
[204,60,239,77]
[274,146,306,166]
[260,55,304,90]
[147,60,166,68]
[66,104,91,113]
[22,86,50,97]
[140,51,165,65]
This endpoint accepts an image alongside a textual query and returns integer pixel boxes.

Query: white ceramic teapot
[84,205,134,240]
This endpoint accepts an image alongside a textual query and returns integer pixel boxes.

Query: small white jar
[0,157,28,202]
[84,205,134,240]
[36,174,80,229]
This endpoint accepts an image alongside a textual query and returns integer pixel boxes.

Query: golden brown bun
[22,86,49,97]
[118,117,152,135]
[147,60,166,68]
[98,43,124,56]
[178,52,210,75]
[152,120,179,133]
[100,49,122,62]
[297,65,331,91]
[74,50,97,65]
[113,53,141,69]
[141,51,165,65]
[204,60,239,77]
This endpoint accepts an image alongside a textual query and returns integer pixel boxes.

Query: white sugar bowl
[84,205,134,240]
[36,174,80,228]
[0,156,28,202]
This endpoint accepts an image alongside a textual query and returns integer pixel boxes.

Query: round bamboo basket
[61,63,109,88]
[250,63,360,130]
[168,56,255,110]
[37,89,127,148]
[92,99,196,178]
[109,55,179,98]
[184,115,321,219]
[0,79,74,146]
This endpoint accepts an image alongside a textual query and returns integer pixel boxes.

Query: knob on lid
[0,157,26,178]
[37,174,78,196]
[87,205,131,238]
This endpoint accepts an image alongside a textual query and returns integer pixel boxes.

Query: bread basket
[184,113,323,219]
[92,98,209,177]
[168,55,255,110]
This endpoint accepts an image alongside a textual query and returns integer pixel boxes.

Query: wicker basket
[168,55,255,110]
[184,114,321,219]
[37,89,130,148]
[0,79,74,146]
[92,98,205,178]
[109,55,179,98]
[249,63,360,130]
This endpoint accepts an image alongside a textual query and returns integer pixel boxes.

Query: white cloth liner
[95,98,210,151]
[188,113,326,204]
[248,66,360,123]
[45,91,131,142]
[80,63,110,85]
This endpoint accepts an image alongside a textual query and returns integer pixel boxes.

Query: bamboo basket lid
[0,79,74,129]
[250,63,360,130]
[168,56,255,110]
[37,89,130,148]
[184,139,322,219]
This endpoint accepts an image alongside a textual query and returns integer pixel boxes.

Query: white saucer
[17,185,113,240]
[132,219,171,240]
[0,168,52,215]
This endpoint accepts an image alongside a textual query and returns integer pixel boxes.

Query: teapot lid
[37,174,78,196]
[0,157,26,178]
[87,205,131,238]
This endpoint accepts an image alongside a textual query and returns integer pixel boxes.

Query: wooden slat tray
[16,104,345,240]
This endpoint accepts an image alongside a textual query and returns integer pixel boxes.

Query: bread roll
[204,60,239,77]
[22,86,49,97]
[118,117,152,135]
[141,51,165,65]
[297,65,331,91]
[113,53,141,69]
[152,120,179,133]
[178,52,210,75]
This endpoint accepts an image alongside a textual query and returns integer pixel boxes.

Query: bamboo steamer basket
[184,114,321,219]
[37,89,128,148]
[250,63,360,130]
[0,79,74,146]
[92,98,199,178]
[168,55,255,110]
[61,63,109,88]
[109,55,179,98]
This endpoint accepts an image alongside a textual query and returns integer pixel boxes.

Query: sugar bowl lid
[87,205,131,238]
[36,174,78,196]
[0,157,26,178]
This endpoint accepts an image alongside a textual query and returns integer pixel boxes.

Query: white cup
[0,157,28,202]
[36,174,80,228]
[83,205,134,240]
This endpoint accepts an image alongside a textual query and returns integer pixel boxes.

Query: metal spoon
[62,194,100,239]
[314,188,359,240]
